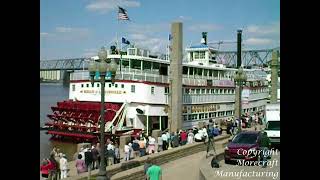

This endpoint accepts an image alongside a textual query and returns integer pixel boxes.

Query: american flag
[118,6,129,20]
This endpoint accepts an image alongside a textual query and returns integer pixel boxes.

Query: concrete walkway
[64,125,264,179]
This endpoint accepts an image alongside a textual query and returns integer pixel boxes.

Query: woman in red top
[180,130,188,145]
[40,159,52,179]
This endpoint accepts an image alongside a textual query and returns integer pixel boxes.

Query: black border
[1,0,39,179]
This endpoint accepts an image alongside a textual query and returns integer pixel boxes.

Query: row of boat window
[80,83,125,89]
[75,84,268,95]
[183,106,265,121]
[183,110,234,121]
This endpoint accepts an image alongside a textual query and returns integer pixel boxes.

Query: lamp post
[233,67,247,133]
[88,47,118,180]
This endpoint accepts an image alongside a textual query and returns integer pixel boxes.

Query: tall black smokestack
[237,29,242,68]
[202,32,207,45]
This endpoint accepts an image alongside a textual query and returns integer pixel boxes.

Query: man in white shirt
[161,133,168,151]
[59,154,68,179]
[124,143,130,161]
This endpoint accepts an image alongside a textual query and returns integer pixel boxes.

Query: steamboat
[44,32,269,142]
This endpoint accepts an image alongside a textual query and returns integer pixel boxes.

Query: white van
[264,103,280,146]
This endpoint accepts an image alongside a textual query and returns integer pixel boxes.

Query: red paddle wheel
[45,100,123,142]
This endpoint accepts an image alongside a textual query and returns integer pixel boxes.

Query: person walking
[180,130,187,145]
[91,145,99,169]
[187,129,194,144]
[139,137,146,157]
[161,132,168,150]
[114,143,120,164]
[148,136,156,154]
[59,154,68,179]
[206,119,216,158]
[75,154,86,174]
[146,160,162,180]
[40,159,51,179]
[259,131,271,168]
[144,158,153,180]
[124,142,130,161]
[132,137,141,158]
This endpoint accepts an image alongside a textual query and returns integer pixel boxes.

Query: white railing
[70,70,234,87]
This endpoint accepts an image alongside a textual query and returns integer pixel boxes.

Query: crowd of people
[40,148,68,179]
[40,120,226,179]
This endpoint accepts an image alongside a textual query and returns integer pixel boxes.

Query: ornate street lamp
[88,47,118,180]
[233,67,247,133]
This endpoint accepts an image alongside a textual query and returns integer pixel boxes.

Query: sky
[40,0,280,60]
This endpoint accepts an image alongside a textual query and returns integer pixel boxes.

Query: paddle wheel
[44,100,139,143]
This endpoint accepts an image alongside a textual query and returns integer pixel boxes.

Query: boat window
[201,89,205,94]
[92,83,94,87]
[220,89,223,94]
[215,89,219,94]
[199,51,205,59]
[209,69,213,77]
[197,68,202,76]
[121,84,124,88]
[224,89,227,94]
[194,52,199,59]
[185,88,190,94]
[72,85,75,91]
[211,89,214,94]
[151,86,155,94]
[121,59,129,68]
[183,115,188,121]
[165,87,169,94]
[115,84,118,88]
[196,89,200,94]
[97,83,100,88]
[143,61,151,70]
[204,113,208,119]
[128,49,136,56]
[81,84,84,88]
[131,85,135,93]
[152,62,159,70]
[131,59,141,70]
[159,64,168,75]
[109,84,111,88]
[206,89,210,94]
[204,69,208,76]
[183,66,188,75]
[190,89,195,94]
[189,67,194,75]
[86,84,89,88]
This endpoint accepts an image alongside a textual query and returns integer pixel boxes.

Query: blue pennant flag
[122,37,130,45]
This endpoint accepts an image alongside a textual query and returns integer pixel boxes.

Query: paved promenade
[62,125,265,179]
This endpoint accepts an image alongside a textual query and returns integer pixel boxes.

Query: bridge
[40,47,279,84]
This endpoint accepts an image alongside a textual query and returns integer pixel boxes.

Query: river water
[40,84,78,161]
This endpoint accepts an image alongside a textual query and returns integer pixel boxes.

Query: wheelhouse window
[128,49,136,55]
[199,51,205,59]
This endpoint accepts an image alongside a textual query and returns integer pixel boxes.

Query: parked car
[224,131,264,164]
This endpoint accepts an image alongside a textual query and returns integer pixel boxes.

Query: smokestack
[201,32,207,45]
[237,30,242,68]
